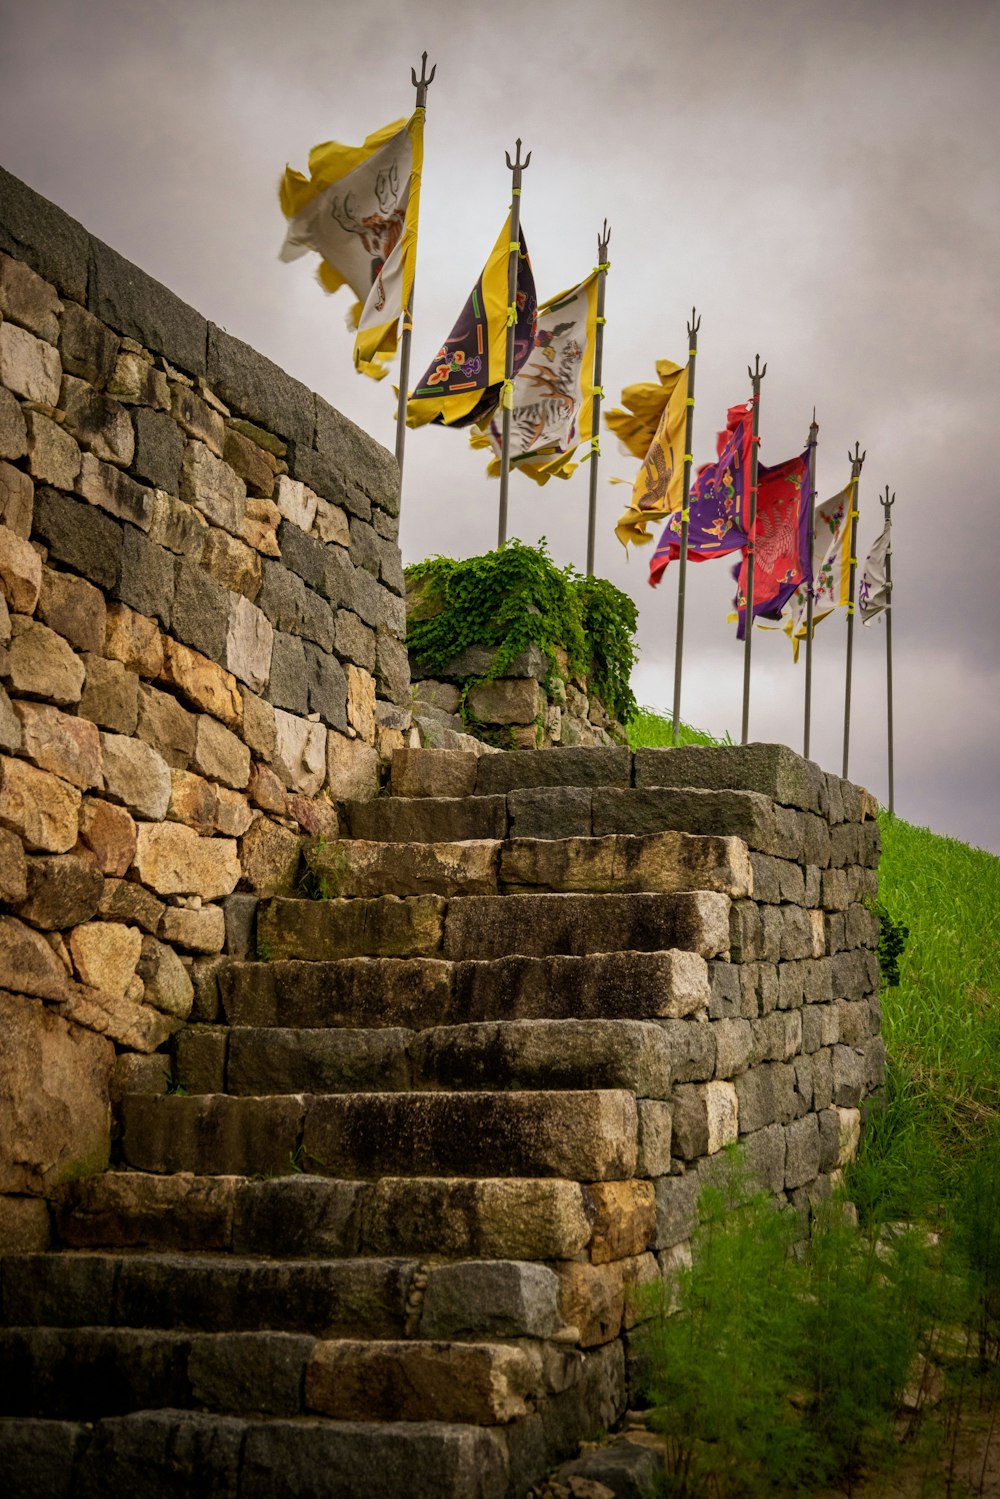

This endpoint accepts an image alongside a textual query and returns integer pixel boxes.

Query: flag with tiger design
[468,269,601,483]
[279,112,424,381]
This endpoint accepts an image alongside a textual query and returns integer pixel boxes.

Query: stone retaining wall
[411,642,626,752]
[0,167,412,1240]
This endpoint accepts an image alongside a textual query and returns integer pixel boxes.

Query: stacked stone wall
[0,167,412,1240]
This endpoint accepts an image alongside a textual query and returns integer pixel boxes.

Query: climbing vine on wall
[405,540,639,724]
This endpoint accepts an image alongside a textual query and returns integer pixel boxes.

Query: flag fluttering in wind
[768,484,852,660]
[859,519,891,624]
[733,448,811,640]
[406,215,536,429]
[468,270,601,483]
[279,114,424,381]
[612,361,690,548]
[649,402,754,586]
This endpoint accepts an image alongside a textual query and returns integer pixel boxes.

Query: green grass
[627,705,734,749]
[857,813,1000,1216]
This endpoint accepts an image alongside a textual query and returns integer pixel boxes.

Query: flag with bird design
[279,112,424,380]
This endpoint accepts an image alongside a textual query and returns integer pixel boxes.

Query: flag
[613,361,690,548]
[733,447,811,640]
[405,215,537,429]
[279,113,424,381]
[859,519,891,624]
[649,403,754,586]
[767,484,852,660]
[606,359,687,460]
[468,269,601,483]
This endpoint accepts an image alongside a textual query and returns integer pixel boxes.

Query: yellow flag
[279,112,424,381]
[612,361,689,548]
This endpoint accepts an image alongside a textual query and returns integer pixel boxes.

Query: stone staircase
[0,744,878,1498]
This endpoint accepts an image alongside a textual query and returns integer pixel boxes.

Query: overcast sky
[2,0,998,851]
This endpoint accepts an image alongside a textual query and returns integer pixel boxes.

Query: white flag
[859,520,891,624]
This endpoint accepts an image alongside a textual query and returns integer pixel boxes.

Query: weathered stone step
[118,1090,642,1181]
[255,890,730,963]
[218,948,709,1029]
[0,1326,315,1420]
[0,1253,415,1337]
[305,1337,560,1425]
[391,746,633,799]
[440,891,731,962]
[0,1412,511,1499]
[53,1173,652,1263]
[302,829,752,900]
[0,1324,569,1425]
[344,782,811,855]
[174,1019,673,1099]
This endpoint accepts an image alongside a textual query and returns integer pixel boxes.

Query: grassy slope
[868,814,1000,1210]
[629,705,1000,1207]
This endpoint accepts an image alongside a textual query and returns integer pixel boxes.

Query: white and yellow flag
[776,483,853,660]
[279,112,424,380]
[468,270,600,484]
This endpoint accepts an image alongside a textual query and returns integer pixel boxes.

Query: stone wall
[0,167,412,1240]
[411,642,626,752]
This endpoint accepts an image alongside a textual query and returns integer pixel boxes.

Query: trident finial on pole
[748,353,767,386]
[881,484,895,511]
[687,307,701,338]
[506,138,532,173]
[849,441,866,472]
[597,218,611,261]
[411,52,436,106]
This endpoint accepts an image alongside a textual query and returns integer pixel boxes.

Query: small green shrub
[405,539,638,724]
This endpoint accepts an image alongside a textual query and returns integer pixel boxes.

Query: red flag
[733,448,811,639]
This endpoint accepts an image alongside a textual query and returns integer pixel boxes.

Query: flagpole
[841,440,866,779]
[585,219,611,576]
[394,51,436,479]
[881,484,896,815]
[497,138,531,548]
[802,408,819,759]
[671,308,700,746]
[740,355,766,745]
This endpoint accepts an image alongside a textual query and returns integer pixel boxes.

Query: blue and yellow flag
[406,214,537,429]
[468,269,601,483]
[279,112,424,381]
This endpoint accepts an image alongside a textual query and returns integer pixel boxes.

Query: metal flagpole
[394,52,436,478]
[881,484,896,815]
[497,138,531,548]
[841,441,866,779]
[740,355,766,745]
[671,309,700,746]
[585,219,611,577]
[802,408,819,759]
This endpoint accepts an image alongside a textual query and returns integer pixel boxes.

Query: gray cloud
[2,0,998,847]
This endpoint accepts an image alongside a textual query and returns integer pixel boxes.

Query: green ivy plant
[405,539,638,725]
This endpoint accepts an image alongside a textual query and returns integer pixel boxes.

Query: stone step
[0,1326,568,1426]
[302,829,752,900]
[0,1326,315,1420]
[0,1412,511,1499]
[255,890,730,963]
[218,948,709,1029]
[304,1337,561,1425]
[174,1019,673,1099]
[0,1253,416,1337]
[53,1173,649,1263]
[439,891,731,962]
[390,746,634,799]
[118,1090,641,1181]
[343,783,806,855]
